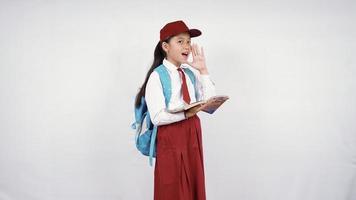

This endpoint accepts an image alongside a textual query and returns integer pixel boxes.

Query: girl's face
[162,32,191,67]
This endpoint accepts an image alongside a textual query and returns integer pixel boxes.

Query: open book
[167,95,229,114]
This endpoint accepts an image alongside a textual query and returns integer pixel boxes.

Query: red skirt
[154,115,206,200]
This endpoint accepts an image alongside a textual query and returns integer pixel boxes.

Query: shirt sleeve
[194,70,217,101]
[145,71,186,126]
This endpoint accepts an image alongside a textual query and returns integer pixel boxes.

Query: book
[167,95,229,114]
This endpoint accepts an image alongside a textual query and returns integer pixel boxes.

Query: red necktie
[177,68,191,104]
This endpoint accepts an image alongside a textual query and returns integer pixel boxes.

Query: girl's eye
[178,40,182,43]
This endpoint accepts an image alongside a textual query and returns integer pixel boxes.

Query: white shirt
[145,59,216,126]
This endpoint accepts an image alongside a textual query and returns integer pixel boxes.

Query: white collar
[163,59,189,72]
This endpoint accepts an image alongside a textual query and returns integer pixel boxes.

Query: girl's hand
[184,103,205,119]
[186,44,209,75]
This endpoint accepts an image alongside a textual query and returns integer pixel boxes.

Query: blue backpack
[131,64,198,166]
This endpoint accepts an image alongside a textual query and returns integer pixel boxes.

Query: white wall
[0,0,355,199]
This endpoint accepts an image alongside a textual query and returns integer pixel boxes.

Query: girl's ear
[162,42,169,54]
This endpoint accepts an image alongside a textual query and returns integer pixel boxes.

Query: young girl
[135,20,216,200]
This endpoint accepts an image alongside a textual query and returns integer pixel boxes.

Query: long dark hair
[134,38,171,108]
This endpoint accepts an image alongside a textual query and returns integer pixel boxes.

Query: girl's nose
[184,44,191,50]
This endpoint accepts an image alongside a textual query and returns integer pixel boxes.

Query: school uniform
[145,58,216,200]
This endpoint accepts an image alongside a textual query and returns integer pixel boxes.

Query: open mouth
[181,52,189,58]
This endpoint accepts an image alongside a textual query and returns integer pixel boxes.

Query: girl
[135,20,216,200]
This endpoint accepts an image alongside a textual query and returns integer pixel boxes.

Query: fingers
[191,44,196,57]
[190,43,204,61]
[195,103,204,111]
[192,43,199,57]
[191,45,195,59]
[196,104,205,113]
[195,44,200,56]
[195,44,204,57]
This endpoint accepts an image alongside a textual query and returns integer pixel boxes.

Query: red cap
[160,20,202,42]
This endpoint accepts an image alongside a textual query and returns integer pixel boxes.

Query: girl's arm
[195,72,216,101]
[186,43,216,100]
[145,71,186,126]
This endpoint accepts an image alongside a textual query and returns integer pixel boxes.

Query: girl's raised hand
[186,43,209,75]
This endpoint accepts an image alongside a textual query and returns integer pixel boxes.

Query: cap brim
[188,29,202,38]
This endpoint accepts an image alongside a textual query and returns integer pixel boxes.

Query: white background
[0,0,355,199]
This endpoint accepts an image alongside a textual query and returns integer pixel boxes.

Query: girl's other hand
[184,103,205,118]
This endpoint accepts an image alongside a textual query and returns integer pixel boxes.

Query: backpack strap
[148,126,157,166]
[155,64,172,106]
